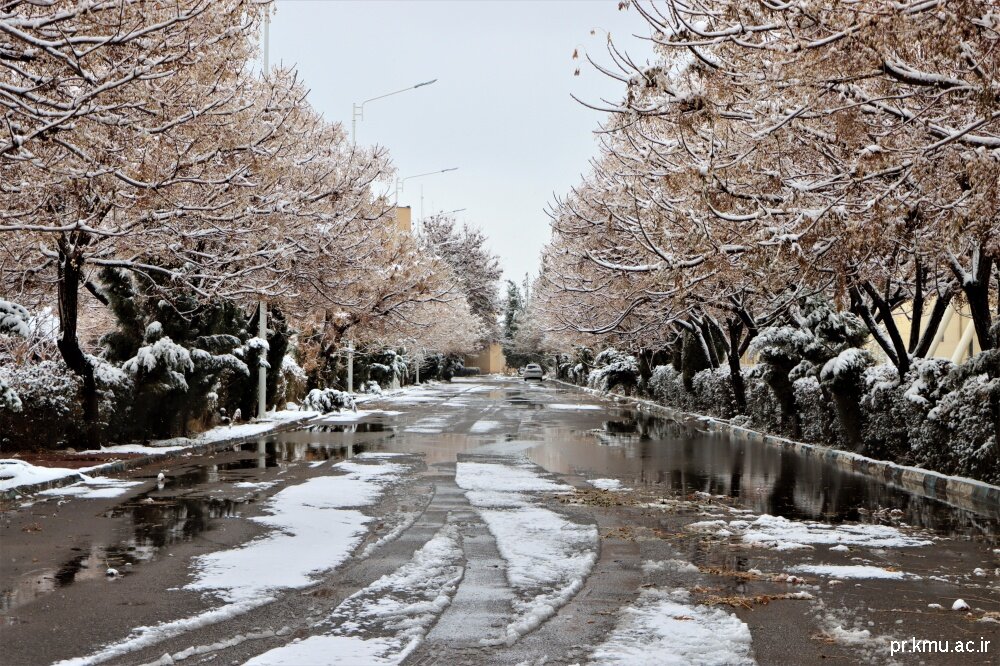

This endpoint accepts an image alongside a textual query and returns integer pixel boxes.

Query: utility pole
[257,12,270,419]
[347,339,354,393]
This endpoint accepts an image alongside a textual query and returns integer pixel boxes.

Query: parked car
[522,363,544,381]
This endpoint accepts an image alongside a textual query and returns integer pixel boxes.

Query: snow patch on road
[589,478,625,491]
[58,460,409,666]
[245,524,464,665]
[456,459,597,645]
[642,559,700,575]
[688,514,932,550]
[470,419,502,433]
[588,588,755,665]
[315,409,401,423]
[54,598,273,666]
[456,461,572,494]
[790,564,914,579]
[39,476,142,499]
[0,459,81,492]
[186,460,405,603]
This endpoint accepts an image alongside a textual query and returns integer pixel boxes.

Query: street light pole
[396,167,459,205]
[257,12,271,420]
[352,79,437,143]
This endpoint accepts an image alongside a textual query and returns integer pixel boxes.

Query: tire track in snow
[243,522,465,665]
[453,456,599,646]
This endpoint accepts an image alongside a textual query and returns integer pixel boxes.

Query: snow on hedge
[303,388,357,414]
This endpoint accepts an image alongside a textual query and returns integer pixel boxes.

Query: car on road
[522,363,544,380]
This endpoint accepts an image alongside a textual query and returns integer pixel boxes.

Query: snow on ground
[0,459,82,492]
[642,559,700,575]
[54,599,273,666]
[245,524,464,666]
[186,460,406,603]
[404,416,450,433]
[315,409,402,424]
[455,460,597,645]
[789,564,915,580]
[232,481,279,491]
[587,588,755,665]
[3,411,320,495]
[75,444,189,455]
[687,514,932,550]
[589,478,625,491]
[39,476,142,500]
[470,420,502,434]
[58,460,409,666]
[546,403,603,411]
[455,461,572,494]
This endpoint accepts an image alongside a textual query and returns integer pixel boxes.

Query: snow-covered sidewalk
[0,410,317,497]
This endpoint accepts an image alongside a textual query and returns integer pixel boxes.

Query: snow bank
[186,460,405,603]
[588,588,754,665]
[0,459,81,491]
[245,524,464,666]
[455,459,597,645]
[547,403,603,411]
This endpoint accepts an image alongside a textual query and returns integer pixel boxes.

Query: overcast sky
[267,0,653,283]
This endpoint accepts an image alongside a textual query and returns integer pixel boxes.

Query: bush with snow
[360,380,382,395]
[0,360,83,449]
[303,388,357,414]
[587,348,639,394]
[275,354,308,407]
[0,300,30,337]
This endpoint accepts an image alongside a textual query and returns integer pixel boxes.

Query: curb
[549,378,1000,515]
[1,416,315,504]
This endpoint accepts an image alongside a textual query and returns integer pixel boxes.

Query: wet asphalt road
[1,377,998,665]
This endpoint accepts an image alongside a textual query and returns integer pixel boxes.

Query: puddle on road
[5,379,997,620]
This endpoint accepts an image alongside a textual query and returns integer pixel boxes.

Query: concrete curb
[1,416,315,504]
[549,378,1000,514]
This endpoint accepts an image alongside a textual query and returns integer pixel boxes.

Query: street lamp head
[441,167,458,173]
[415,79,437,88]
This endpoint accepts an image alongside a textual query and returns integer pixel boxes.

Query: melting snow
[245,524,464,665]
[547,403,603,411]
[39,476,142,500]
[470,420,502,433]
[588,588,754,665]
[186,460,405,603]
[789,565,913,579]
[590,478,625,491]
[691,515,932,550]
[0,459,81,491]
[455,460,597,645]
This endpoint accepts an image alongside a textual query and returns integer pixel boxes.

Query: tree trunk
[962,254,995,352]
[57,247,100,446]
[725,318,748,413]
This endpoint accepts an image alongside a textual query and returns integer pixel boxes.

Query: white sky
[267,0,652,283]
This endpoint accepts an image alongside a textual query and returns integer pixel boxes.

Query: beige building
[395,206,412,234]
[464,342,507,374]
[885,300,983,364]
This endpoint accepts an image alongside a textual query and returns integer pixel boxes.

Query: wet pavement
[1,377,998,665]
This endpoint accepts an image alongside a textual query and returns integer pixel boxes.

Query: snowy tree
[419,214,503,337]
